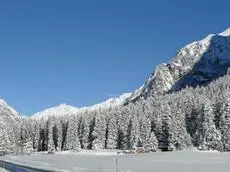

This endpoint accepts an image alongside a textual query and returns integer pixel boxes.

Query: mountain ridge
[0,98,21,128]
[126,28,230,103]
[32,92,131,119]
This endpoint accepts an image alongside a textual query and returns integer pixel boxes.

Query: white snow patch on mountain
[0,98,21,128]
[32,104,79,120]
[0,99,20,119]
[218,28,230,37]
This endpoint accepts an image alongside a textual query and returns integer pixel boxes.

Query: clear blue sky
[0,0,229,115]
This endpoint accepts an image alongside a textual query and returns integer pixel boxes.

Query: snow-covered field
[1,151,230,172]
[0,167,10,172]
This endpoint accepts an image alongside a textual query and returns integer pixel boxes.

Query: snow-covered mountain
[32,104,79,120]
[32,28,230,119]
[0,99,21,128]
[32,93,131,120]
[126,28,230,103]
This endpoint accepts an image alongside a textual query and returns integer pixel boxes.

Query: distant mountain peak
[0,99,8,107]
[0,98,19,116]
[0,98,20,127]
[219,28,230,36]
[32,93,131,120]
[56,103,75,108]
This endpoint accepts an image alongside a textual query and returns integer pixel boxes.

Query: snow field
[2,151,230,172]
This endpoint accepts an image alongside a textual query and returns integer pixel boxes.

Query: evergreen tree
[87,116,96,149]
[92,113,106,149]
[169,100,192,150]
[56,118,63,151]
[126,110,140,149]
[196,99,223,151]
[32,121,40,151]
[220,95,230,151]
[107,113,118,149]
[139,114,151,148]
[0,125,12,153]
[48,121,55,153]
[24,140,34,154]
[81,116,90,149]
[65,116,81,151]
[144,131,158,151]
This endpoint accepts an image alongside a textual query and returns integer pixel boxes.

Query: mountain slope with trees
[1,28,230,154]
[126,28,230,103]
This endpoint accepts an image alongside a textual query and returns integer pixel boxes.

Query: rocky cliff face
[127,28,230,103]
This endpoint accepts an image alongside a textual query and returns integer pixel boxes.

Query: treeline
[2,74,230,154]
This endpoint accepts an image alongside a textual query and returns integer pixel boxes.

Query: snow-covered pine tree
[60,120,68,151]
[48,120,55,153]
[139,114,151,148]
[65,116,80,151]
[125,118,133,149]
[30,121,39,152]
[160,102,172,148]
[220,94,230,151]
[116,107,129,150]
[0,125,12,154]
[107,112,118,149]
[87,114,96,149]
[168,99,192,150]
[77,116,84,149]
[55,118,63,151]
[80,114,91,149]
[7,126,16,153]
[196,98,222,151]
[72,116,81,151]
[125,103,140,149]
[184,95,201,146]
[24,140,33,155]
[12,121,21,150]
[150,102,164,148]
[92,113,106,149]
[212,96,224,130]
[144,131,158,151]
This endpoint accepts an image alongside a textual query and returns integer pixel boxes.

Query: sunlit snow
[2,151,230,172]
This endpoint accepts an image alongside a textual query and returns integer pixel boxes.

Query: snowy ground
[0,167,10,172]
[1,150,230,172]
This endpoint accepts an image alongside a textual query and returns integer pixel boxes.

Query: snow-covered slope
[32,93,131,120]
[32,104,79,120]
[126,28,230,103]
[0,99,21,127]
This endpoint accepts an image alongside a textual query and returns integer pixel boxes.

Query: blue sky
[0,0,229,115]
